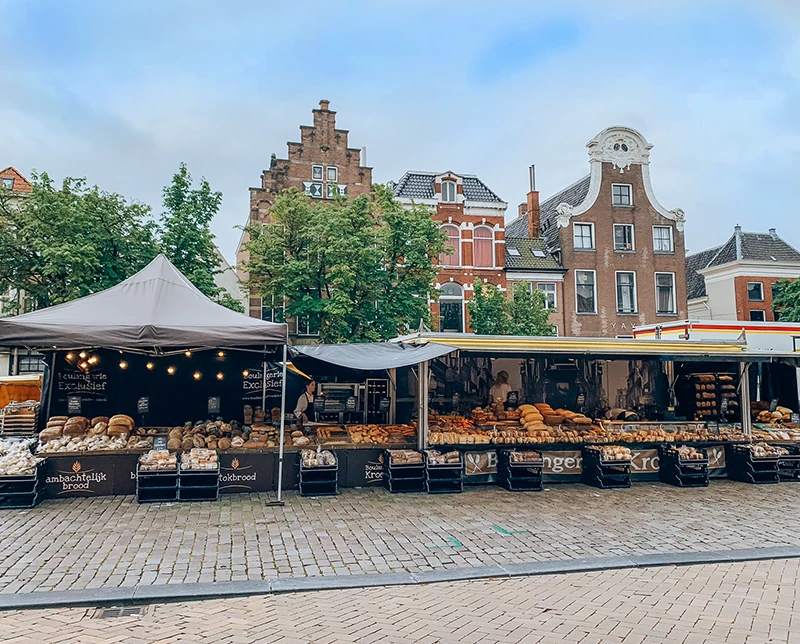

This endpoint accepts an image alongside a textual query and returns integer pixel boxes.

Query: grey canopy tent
[290,342,456,371]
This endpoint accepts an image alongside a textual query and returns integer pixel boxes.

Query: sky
[2,0,800,263]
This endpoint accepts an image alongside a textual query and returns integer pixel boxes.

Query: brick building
[393,171,507,332]
[0,167,32,197]
[687,226,800,321]
[237,100,373,335]
[506,126,687,337]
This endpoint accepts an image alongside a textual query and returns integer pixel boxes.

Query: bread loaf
[218,437,232,450]
[90,416,109,426]
[109,414,134,429]
[167,438,182,450]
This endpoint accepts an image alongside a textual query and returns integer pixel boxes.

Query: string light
[167,366,176,375]
[88,356,99,365]
[79,351,87,359]
[146,362,155,370]
[119,361,128,370]
[242,369,249,377]
[79,361,89,370]
[193,371,202,380]
[184,350,192,358]
[66,352,75,361]
[217,351,225,358]
[216,372,224,380]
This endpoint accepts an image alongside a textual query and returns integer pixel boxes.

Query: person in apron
[294,380,316,425]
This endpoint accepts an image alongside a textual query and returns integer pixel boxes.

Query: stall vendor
[488,371,512,405]
[294,380,316,425]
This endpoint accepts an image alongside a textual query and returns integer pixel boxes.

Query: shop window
[612,184,632,206]
[747,282,764,302]
[537,282,557,309]
[573,223,595,250]
[326,166,338,182]
[653,226,674,253]
[655,272,676,315]
[441,180,457,203]
[749,310,766,322]
[439,282,464,332]
[1,178,13,190]
[613,224,634,251]
[312,165,323,181]
[615,271,637,314]
[16,351,44,374]
[297,315,320,336]
[440,224,460,266]
[473,226,494,267]
[575,270,597,314]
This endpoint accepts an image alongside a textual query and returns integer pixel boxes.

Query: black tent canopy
[0,255,287,350]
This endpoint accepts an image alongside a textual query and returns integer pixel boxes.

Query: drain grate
[92,606,146,619]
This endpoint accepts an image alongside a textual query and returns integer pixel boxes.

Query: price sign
[770,398,780,413]
[67,396,81,414]
[346,397,357,412]
[792,413,800,424]
[720,398,729,415]
[153,435,168,450]
[506,391,519,406]
[208,397,221,415]
[137,397,150,414]
[379,397,391,413]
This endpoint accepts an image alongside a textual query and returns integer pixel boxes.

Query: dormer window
[1,178,13,190]
[441,180,457,203]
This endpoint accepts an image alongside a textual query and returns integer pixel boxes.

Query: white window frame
[747,281,764,302]
[652,226,674,253]
[1,178,13,190]
[537,282,557,310]
[573,222,595,250]
[614,271,638,314]
[311,165,323,181]
[439,283,465,333]
[326,166,338,182]
[655,272,677,315]
[297,314,320,337]
[613,223,635,252]
[749,310,766,322]
[440,224,461,266]
[551,325,559,337]
[441,180,457,203]
[575,269,597,315]
[472,225,495,268]
[612,183,633,206]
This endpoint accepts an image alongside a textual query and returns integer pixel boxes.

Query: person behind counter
[294,380,316,425]
[488,371,512,405]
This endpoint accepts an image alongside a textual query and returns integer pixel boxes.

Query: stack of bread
[425,449,461,465]
[138,449,177,471]
[518,404,547,432]
[38,414,139,452]
[586,445,632,462]
[509,450,543,463]
[745,443,789,458]
[300,449,336,467]
[388,449,423,465]
[180,448,218,470]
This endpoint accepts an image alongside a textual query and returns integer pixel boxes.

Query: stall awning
[290,342,457,370]
[0,255,288,349]
[397,333,750,360]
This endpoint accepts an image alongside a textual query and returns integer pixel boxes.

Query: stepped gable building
[393,171,507,333]
[687,226,800,321]
[506,126,687,337]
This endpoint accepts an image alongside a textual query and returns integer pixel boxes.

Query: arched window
[440,224,460,266]
[473,226,494,268]
[439,283,464,333]
[441,180,457,203]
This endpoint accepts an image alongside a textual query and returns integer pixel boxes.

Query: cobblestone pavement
[1,481,800,594]
[1,559,799,643]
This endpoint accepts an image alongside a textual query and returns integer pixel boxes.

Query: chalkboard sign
[506,391,519,406]
[792,413,800,424]
[720,398,729,415]
[769,398,780,413]
[208,397,221,415]
[346,396,357,412]
[67,396,81,414]
[137,397,150,414]
[153,435,168,450]
[378,397,391,413]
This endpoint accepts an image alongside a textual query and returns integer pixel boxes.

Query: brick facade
[0,167,32,194]
[733,275,781,322]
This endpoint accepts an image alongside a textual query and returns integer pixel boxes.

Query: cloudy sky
[2,1,799,262]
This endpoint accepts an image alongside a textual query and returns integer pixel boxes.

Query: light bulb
[242,369,249,377]
[184,350,192,358]
[88,356,98,365]
[79,351,87,359]
[66,352,75,361]
[216,372,224,380]
[217,351,225,358]
[79,361,89,369]
[119,361,128,370]
[167,366,176,375]
[193,371,202,380]
[146,362,155,370]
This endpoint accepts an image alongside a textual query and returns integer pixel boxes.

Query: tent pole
[740,362,752,436]
[276,344,288,505]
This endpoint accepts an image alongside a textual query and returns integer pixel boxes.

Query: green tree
[241,185,446,342]
[772,279,800,321]
[160,163,243,311]
[0,172,158,313]
[467,279,554,336]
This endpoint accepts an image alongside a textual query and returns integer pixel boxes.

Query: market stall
[0,255,290,503]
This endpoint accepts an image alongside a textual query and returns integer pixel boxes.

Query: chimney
[518,203,528,218]
[734,224,742,233]
[361,146,367,167]
[769,227,777,238]
[526,165,540,238]
[319,99,330,111]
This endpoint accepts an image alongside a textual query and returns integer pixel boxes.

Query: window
[537,282,557,309]
[750,310,766,322]
[326,166,338,182]
[551,325,559,336]
[653,226,674,253]
[473,226,494,268]
[441,181,457,203]
[612,184,632,206]
[312,165,323,181]
[297,315,320,336]
[747,282,764,302]
[573,223,595,250]
[1,178,13,190]
[508,248,521,257]
[575,270,597,314]
[439,282,464,332]
[261,296,283,323]
[304,182,323,198]
[615,271,637,314]
[613,224,635,251]
[326,183,339,199]
[440,224,460,266]
[655,272,676,315]
[17,351,45,374]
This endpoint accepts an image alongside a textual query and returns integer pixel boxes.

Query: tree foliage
[467,280,554,336]
[0,172,158,313]
[772,279,800,322]
[241,185,446,342]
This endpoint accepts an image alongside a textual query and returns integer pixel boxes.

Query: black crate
[497,449,543,492]
[426,479,463,494]
[582,447,631,489]
[299,479,338,496]
[658,446,709,487]
[386,478,425,493]
[178,487,218,502]
[138,487,179,503]
[298,453,338,496]
[727,445,782,484]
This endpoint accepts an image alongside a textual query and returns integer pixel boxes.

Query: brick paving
[1,481,799,594]
[1,559,799,643]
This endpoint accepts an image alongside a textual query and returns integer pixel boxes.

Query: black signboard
[793,413,800,424]
[153,435,168,450]
[67,396,82,414]
[218,452,275,493]
[208,396,221,415]
[43,453,138,498]
[770,398,780,413]
[506,391,519,407]
[137,397,150,414]
[346,397,357,412]
[378,397,391,413]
